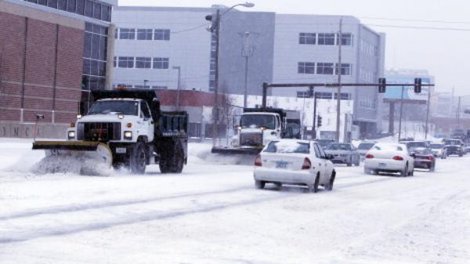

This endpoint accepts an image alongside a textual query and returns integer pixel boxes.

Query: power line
[361,16,470,25]
[366,24,470,32]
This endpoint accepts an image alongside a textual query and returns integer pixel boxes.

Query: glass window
[99,35,107,60]
[136,57,152,69]
[316,92,333,99]
[76,0,84,14]
[335,63,352,75]
[66,0,76,12]
[118,57,134,68]
[38,0,47,5]
[140,101,151,118]
[83,59,91,75]
[318,33,335,45]
[90,60,99,76]
[93,2,101,19]
[84,0,93,17]
[102,5,111,22]
[57,0,67,10]
[91,34,100,59]
[154,29,170,40]
[137,29,153,40]
[153,57,169,69]
[317,62,334,74]
[47,0,57,8]
[119,28,135,40]
[84,33,92,58]
[299,33,315,45]
[338,33,353,46]
[334,93,351,100]
[298,62,315,74]
[263,141,310,154]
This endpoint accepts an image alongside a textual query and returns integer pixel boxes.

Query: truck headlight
[124,131,133,140]
[67,131,75,140]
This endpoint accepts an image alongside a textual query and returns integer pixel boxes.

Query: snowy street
[0,139,469,264]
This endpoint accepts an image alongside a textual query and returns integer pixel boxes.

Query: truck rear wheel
[159,140,184,173]
[130,141,146,174]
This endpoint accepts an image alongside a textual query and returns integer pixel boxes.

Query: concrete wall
[0,121,68,139]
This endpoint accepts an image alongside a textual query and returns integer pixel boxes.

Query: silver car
[324,143,360,166]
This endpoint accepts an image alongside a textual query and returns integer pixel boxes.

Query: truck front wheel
[130,141,146,174]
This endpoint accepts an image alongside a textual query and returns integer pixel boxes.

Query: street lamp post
[207,2,254,145]
[172,66,181,110]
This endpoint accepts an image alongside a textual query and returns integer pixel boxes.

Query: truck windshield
[240,115,276,129]
[88,101,138,116]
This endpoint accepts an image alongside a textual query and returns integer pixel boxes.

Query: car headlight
[124,131,133,140]
[67,131,75,140]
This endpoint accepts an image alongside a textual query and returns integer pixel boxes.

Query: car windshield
[444,140,460,145]
[326,143,351,151]
[240,114,276,129]
[264,141,310,154]
[88,100,138,115]
[358,143,375,150]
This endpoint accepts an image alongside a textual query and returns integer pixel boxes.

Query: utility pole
[241,31,254,108]
[335,17,343,142]
[424,85,431,139]
[457,96,462,128]
[398,86,405,141]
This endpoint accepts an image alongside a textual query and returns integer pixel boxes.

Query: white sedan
[363,142,414,176]
[253,139,336,192]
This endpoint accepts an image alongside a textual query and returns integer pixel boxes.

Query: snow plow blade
[211,146,262,155]
[32,141,113,175]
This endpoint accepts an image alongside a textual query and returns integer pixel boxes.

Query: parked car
[443,138,464,157]
[363,142,414,176]
[429,143,447,159]
[324,143,360,166]
[412,147,436,172]
[253,139,336,193]
[357,141,377,161]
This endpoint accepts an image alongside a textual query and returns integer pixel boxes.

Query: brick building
[0,0,116,138]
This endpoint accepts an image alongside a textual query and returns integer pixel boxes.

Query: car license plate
[116,147,127,154]
[378,163,386,168]
[276,161,288,169]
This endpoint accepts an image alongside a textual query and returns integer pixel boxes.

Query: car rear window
[373,144,403,151]
[264,141,310,154]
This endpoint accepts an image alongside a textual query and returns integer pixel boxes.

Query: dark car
[443,139,464,157]
[316,139,335,150]
[412,147,436,172]
[324,143,360,166]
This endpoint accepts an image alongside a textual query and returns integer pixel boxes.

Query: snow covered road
[0,139,469,263]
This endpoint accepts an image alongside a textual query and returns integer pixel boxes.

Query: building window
[47,0,57,8]
[338,33,353,46]
[297,91,311,98]
[118,57,134,68]
[57,0,66,10]
[335,63,352,75]
[153,86,168,90]
[318,33,335,45]
[66,0,75,12]
[334,93,351,100]
[153,57,169,69]
[154,29,170,40]
[119,28,135,40]
[298,62,315,74]
[317,63,334,74]
[136,57,151,69]
[299,33,315,45]
[316,92,333,99]
[137,29,153,40]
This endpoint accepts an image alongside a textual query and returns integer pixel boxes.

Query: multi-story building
[0,0,116,138]
[111,6,385,139]
[272,15,385,137]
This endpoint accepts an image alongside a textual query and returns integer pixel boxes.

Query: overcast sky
[118,0,470,96]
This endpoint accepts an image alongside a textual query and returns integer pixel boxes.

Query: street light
[172,66,181,110]
[206,2,254,145]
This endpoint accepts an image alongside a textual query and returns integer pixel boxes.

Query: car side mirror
[326,154,334,160]
[411,153,416,158]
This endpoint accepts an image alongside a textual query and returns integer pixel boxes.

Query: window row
[299,33,353,46]
[296,91,351,100]
[112,84,168,90]
[116,28,171,41]
[25,0,111,22]
[298,62,352,75]
[114,57,170,69]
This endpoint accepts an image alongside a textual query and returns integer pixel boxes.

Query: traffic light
[414,78,422,93]
[317,115,322,127]
[378,78,386,93]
